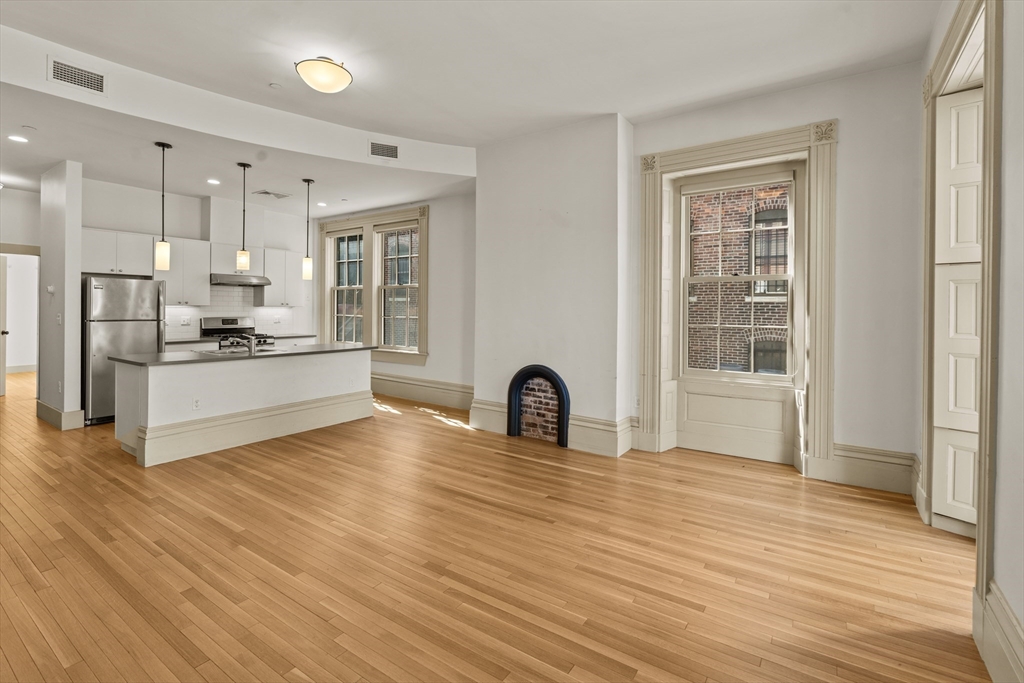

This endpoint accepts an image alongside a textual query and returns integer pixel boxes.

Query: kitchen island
[110,343,375,467]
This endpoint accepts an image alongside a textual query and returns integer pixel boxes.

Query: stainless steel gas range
[199,317,275,349]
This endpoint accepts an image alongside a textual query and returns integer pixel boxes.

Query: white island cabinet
[110,343,374,466]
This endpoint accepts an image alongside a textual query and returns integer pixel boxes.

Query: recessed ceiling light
[207,179,221,185]
[21,125,37,131]
[317,202,327,207]
[341,198,348,202]
[7,135,28,142]
[268,82,282,89]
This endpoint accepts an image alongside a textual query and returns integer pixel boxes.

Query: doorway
[0,253,40,396]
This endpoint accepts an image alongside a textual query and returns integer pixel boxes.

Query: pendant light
[154,142,172,270]
[236,162,251,271]
[302,178,314,280]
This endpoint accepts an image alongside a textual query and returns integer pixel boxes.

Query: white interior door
[0,255,7,396]
[934,263,981,432]
[935,89,983,264]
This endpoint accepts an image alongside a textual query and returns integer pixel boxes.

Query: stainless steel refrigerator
[83,276,165,425]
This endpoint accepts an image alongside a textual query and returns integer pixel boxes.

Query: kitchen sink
[199,348,251,356]
[255,348,288,353]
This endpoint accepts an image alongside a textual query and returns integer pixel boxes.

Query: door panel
[935,89,983,264]
[116,232,155,276]
[182,239,211,306]
[932,427,978,523]
[81,229,117,274]
[934,263,981,432]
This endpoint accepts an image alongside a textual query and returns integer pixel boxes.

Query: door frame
[637,119,838,478]
[919,0,1003,644]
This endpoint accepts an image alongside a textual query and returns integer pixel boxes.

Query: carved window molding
[636,120,838,472]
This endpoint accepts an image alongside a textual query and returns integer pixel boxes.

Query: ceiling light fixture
[302,179,314,280]
[7,135,28,142]
[317,202,327,207]
[295,56,352,93]
[207,179,220,185]
[268,82,282,89]
[237,162,252,271]
[154,142,172,271]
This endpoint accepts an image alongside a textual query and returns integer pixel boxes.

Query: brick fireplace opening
[507,365,569,448]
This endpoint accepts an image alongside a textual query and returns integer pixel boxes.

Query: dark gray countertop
[164,333,317,345]
[110,343,375,367]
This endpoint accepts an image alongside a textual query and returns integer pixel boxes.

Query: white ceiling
[0,0,942,147]
[0,84,474,216]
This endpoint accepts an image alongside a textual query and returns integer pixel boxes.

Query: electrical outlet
[273,316,281,324]
[192,397,200,411]
[58,381,62,394]
[181,316,191,326]
[634,396,640,408]
[57,313,62,325]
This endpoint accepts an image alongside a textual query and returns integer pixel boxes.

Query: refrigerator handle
[158,320,166,353]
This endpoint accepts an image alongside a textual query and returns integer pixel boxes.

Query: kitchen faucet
[224,335,257,355]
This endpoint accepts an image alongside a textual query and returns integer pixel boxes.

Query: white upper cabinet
[81,228,118,274]
[81,229,154,276]
[182,239,211,306]
[157,238,211,306]
[210,243,264,276]
[255,248,304,307]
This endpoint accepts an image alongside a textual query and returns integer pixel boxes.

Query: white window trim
[319,205,429,365]
[638,120,837,464]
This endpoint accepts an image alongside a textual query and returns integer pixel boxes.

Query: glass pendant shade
[236,249,250,271]
[295,57,353,93]
[154,240,171,271]
[302,256,313,280]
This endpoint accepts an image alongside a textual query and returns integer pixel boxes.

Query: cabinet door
[81,229,118,274]
[116,232,155,276]
[210,243,239,274]
[247,247,265,277]
[154,238,184,304]
[932,427,979,524]
[934,263,981,432]
[261,248,287,306]
[182,239,211,306]
[284,251,305,307]
[935,89,983,264]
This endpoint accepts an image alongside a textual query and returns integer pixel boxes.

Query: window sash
[378,284,419,350]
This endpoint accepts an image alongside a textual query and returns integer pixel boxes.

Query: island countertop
[109,343,376,367]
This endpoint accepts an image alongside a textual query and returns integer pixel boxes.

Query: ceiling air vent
[48,58,106,94]
[252,190,292,200]
[369,141,399,159]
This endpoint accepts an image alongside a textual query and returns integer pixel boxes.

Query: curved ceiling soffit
[0,26,477,178]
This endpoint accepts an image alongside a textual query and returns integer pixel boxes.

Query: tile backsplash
[165,285,314,340]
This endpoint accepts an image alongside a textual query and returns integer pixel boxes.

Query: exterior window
[685,183,792,375]
[379,228,419,350]
[333,234,364,342]
[320,205,428,362]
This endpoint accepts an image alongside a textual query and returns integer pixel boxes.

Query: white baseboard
[6,364,36,374]
[371,372,473,410]
[470,399,630,457]
[803,443,916,494]
[977,582,1024,683]
[35,401,84,431]
[134,390,374,467]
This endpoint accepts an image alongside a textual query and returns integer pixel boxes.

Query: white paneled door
[935,89,983,264]
[0,255,7,396]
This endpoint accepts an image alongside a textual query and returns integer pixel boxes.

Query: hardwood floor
[0,371,988,683]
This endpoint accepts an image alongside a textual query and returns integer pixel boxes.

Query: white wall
[83,179,202,238]
[617,114,636,421]
[993,0,1024,626]
[923,0,961,78]
[635,62,924,457]
[0,188,41,247]
[371,193,476,386]
[38,161,82,414]
[3,254,38,370]
[474,115,624,423]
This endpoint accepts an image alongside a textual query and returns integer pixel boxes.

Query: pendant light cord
[160,145,165,242]
[241,165,246,249]
[303,179,314,258]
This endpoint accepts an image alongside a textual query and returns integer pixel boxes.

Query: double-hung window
[320,206,429,364]
[682,175,795,376]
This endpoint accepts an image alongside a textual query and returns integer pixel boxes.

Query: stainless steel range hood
[210,273,272,286]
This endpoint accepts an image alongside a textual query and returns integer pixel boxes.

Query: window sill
[372,349,428,366]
